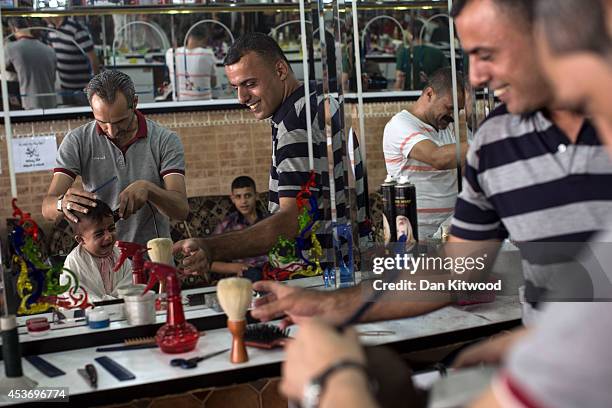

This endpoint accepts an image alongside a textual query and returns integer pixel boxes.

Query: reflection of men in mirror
[5,18,57,110]
[42,70,189,246]
[384,67,466,239]
[394,20,448,91]
[174,33,368,276]
[46,16,99,106]
[209,176,269,281]
[165,25,217,101]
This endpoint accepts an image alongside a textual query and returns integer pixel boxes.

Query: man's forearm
[432,142,468,169]
[42,195,62,222]
[147,182,189,220]
[199,209,298,262]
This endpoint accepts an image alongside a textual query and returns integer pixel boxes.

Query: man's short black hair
[66,199,114,235]
[223,32,292,71]
[451,0,534,27]
[535,0,612,58]
[8,18,30,30]
[231,176,256,192]
[425,67,465,96]
[188,24,208,43]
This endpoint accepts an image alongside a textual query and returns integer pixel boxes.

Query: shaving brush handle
[227,320,249,364]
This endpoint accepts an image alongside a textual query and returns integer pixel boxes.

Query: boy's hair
[231,176,256,192]
[66,199,114,235]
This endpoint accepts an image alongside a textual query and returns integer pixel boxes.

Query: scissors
[170,348,229,369]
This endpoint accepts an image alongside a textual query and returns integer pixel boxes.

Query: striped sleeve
[450,141,508,241]
[275,128,315,198]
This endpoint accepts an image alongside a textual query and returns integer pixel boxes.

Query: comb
[95,356,136,381]
[124,332,206,346]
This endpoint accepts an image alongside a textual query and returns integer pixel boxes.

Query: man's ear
[424,87,434,100]
[75,234,84,245]
[132,95,139,109]
[276,59,289,81]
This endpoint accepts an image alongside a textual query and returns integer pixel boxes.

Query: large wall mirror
[0,1,493,327]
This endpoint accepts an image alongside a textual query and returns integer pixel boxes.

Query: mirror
[0,1,474,337]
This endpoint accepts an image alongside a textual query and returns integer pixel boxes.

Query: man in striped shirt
[46,17,99,106]
[174,33,368,275]
[250,0,612,332]
[384,67,467,239]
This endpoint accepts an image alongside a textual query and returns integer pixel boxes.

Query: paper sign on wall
[13,135,57,173]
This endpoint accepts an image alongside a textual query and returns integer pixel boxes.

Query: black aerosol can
[381,175,396,244]
[394,176,418,244]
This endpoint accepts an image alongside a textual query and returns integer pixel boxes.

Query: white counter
[0,295,521,405]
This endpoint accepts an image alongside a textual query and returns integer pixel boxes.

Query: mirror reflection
[0,3,475,111]
[1,2,485,338]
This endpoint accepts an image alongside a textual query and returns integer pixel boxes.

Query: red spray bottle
[142,261,199,354]
[114,241,149,285]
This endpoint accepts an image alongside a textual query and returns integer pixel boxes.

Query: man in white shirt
[165,25,217,101]
[383,67,467,239]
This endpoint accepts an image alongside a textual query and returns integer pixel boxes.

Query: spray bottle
[142,261,199,354]
[114,241,149,285]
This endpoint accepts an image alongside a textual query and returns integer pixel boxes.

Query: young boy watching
[211,176,268,279]
[61,199,132,301]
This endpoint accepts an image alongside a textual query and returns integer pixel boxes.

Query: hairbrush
[244,324,291,349]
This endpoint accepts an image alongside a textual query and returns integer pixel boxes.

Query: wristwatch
[56,194,64,212]
[301,360,370,408]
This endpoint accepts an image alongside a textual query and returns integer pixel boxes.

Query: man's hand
[229,263,249,276]
[452,329,527,368]
[280,319,366,402]
[173,239,210,276]
[117,180,150,220]
[252,281,341,329]
[61,187,97,223]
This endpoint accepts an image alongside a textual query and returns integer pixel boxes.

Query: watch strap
[56,194,65,212]
[302,360,370,408]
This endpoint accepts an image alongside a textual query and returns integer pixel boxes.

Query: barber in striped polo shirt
[174,33,368,277]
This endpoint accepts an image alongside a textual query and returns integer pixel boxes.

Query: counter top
[0,295,521,406]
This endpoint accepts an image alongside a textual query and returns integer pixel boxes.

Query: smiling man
[173,33,368,276]
[42,70,189,245]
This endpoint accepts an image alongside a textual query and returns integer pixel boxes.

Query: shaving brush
[147,238,174,310]
[147,238,173,264]
[217,277,253,363]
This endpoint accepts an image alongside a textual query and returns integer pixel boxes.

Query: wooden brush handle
[227,320,249,363]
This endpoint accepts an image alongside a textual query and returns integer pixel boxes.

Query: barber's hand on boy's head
[62,187,97,223]
[280,319,366,401]
[173,239,211,276]
[117,180,150,220]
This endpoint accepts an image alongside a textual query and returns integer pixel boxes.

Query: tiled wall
[0,102,410,237]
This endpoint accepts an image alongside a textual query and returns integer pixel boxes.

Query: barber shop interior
[0,0,611,406]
